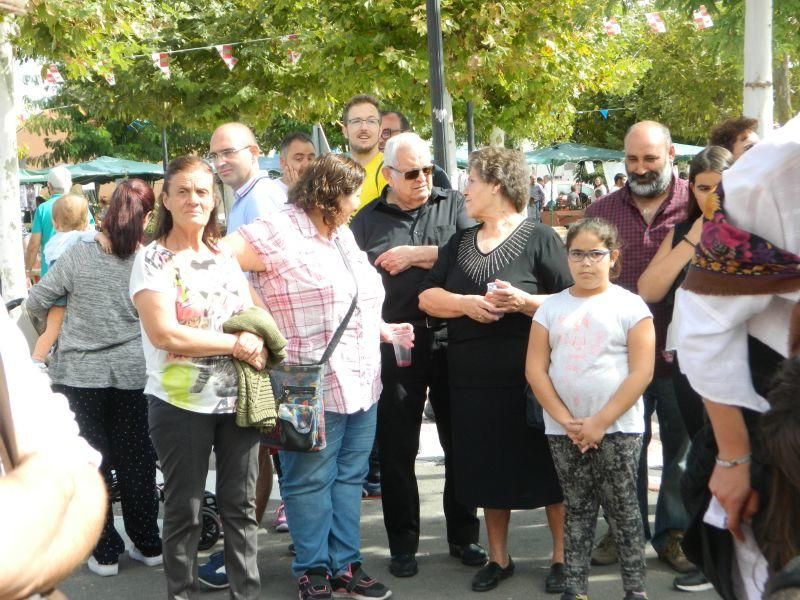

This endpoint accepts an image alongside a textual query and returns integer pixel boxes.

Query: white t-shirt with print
[129,241,252,414]
[533,284,652,435]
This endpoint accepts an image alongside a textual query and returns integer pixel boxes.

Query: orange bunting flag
[603,17,621,36]
[215,44,238,70]
[44,64,64,85]
[152,52,171,77]
[693,5,714,29]
[645,12,667,33]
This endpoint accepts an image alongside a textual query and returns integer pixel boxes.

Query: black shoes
[388,553,418,578]
[471,556,515,592]
[449,543,488,567]
[546,562,566,594]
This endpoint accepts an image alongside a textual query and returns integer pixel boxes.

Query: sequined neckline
[457,220,536,284]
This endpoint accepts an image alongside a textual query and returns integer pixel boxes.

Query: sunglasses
[388,165,434,180]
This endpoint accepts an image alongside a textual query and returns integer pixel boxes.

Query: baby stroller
[107,467,223,551]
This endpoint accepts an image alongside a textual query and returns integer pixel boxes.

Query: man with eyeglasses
[350,132,482,579]
[379,110,451,190]
[340,94,387,212]
[208,122,274,234]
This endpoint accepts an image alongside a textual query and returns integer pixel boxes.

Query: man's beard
[627,161,673,198]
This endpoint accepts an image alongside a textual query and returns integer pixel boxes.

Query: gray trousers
[548,433,646,595]
[149,397,261,600]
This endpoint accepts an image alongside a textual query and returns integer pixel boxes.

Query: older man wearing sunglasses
[350,132,481,579]
[379,110,452,190]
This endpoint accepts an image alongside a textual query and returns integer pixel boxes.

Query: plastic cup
[391,331,413,367]
[486,282,498,294]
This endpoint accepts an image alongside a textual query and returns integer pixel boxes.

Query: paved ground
[61,422,719,599]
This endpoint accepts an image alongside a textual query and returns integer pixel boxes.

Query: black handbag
[262,238,358,452]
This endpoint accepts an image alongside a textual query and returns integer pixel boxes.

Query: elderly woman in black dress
[419,147,572,594]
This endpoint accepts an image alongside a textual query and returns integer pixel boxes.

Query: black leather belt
[410,316,446,330]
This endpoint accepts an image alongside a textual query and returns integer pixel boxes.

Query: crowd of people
[2,95,799,600]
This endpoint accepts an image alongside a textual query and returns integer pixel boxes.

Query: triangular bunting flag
[152,52,171,77]
[599,109,609,120]
[287,50,302,65]
[693,5,714,29]
[104,72,116,86]
[645,12,667,33]
[215,44,238,70]
[603,17,621,36]
[45,64,64,85]
[281,34,299,42]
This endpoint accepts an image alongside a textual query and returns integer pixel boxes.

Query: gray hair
[383,132,431,168]
[47,165,72,193]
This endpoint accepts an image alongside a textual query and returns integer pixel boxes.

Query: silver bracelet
[715,453,752,468]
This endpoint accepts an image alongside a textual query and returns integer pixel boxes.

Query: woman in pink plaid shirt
[226,153,412,600]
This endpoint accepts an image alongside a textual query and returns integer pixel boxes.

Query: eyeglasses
[388,165,434,180]
[380,127,407,140]
[346,117,380,128]
[567,249,611,263]
[206,145,253,163]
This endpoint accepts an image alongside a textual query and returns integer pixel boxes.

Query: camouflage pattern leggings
[548,433,646,595]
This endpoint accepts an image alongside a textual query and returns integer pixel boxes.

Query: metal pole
[466,101,475,154]
[426,0,452,176]
[161,126,169,170]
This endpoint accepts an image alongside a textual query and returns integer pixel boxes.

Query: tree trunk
[0,20,26,300]
[743,0,773,135]
[774,52,793,126]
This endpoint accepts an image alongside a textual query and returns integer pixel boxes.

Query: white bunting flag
[45,64,64,85]
[693,5,714,29]
[603,17,622,36]
[215,44,238,70]
[152,52,171,77]
[288,50,302,64]
[104,72,116,86]
[645,12,667,33]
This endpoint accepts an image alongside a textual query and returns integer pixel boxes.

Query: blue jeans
[279,404,377,577]
[639,375,690,553]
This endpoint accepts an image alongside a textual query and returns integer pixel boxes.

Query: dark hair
[709,117,759,152]
[686,146,734,220]
[758,357,800,573]
[288,154,365,229]
[614,173,626,184]
[153,156,219,249]
[103,179,156,258]
[381,110,411,131]
[566,218,622,280]
[280,131,314,156]
[467,147,529,212]
[342,94,380,124]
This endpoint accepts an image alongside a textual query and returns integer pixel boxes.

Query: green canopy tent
[525,142,624,167]
[673,143,705,161]
[19,156,164,185]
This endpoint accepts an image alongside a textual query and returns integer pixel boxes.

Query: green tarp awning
[525,143,624,166]
[19,156,164,185]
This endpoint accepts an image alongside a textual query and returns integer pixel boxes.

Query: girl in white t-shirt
[526,218,655,600]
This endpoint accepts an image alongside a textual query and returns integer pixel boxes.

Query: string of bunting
[42,4,715,88]
[575,107,634,120]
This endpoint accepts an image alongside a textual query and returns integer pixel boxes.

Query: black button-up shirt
[350,186,474,323]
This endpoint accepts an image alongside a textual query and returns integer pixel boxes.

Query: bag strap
[0,355,19,473]
[318,237,359,365]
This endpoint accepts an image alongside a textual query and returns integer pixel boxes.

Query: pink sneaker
[273,501,289,532]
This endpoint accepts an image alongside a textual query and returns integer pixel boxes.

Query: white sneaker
[129,546,163,567]
[88,555,118,576]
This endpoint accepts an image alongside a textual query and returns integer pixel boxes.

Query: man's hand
[458,295,502,324]
[708,462,759,541]
[374,246,418,276]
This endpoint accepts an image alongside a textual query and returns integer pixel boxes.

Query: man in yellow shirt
[341,94,387,212]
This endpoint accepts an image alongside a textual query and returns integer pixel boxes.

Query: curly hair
[152,156,219,249]
[709,117,758,153]
[467,147,529,212]
[288,154,365,229]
